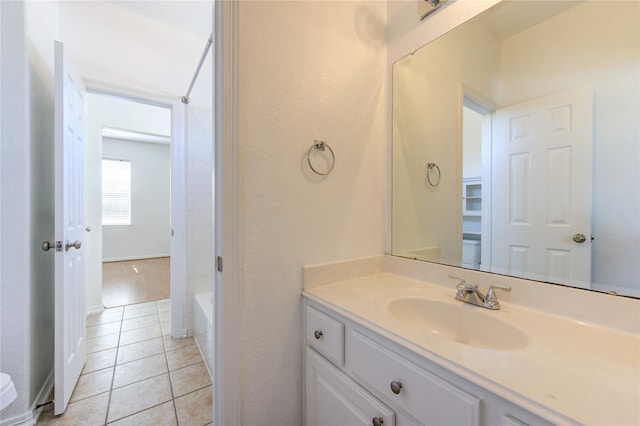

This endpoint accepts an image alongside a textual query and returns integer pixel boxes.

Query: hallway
[37,300,212,425]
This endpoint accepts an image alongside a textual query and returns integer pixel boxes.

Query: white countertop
[303,272,640,426]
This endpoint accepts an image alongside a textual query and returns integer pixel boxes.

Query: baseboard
[0,369,53,426]
[102,254,170,263]
[87,303,105,315]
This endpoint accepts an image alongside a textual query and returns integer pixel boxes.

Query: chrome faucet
[448,274,511,310]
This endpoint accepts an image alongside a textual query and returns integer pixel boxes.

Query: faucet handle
[485,284,511,303]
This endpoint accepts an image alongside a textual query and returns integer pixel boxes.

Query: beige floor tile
[159,311,171,323]
[161,320,172,336]
[117,337,165,365]
[156,300,170,313]
[86,310,123,327]
[86,321,121,339]
[113,353,168,389]
[107,374,172,423]
[38,392,109,425]
[119,324,162,346]
[108,401,177,426]
[87,333,120,354]
[70,368,114,403]
[163,336,195,352]
[174,386,213,426]
[125,301,158,311]
[166,344,203,371]
[121,314,160,332]
[83,348,117,374]
[123,305,158,320]
[169,362,212,397]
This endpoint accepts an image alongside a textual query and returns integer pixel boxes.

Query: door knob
[85,226,91,232]
[42,241,54,251]
[372,417,384,426]
[314,330,323,340]
[572,233,587,243]
[65,240,82,251]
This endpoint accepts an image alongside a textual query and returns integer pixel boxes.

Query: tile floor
[38,299,213,425]
[102,258,170,308]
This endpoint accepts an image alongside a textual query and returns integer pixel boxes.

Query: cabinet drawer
[350,330,480,425]
[306,305,344,366]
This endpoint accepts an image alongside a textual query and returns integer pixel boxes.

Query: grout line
[104,311,123,425]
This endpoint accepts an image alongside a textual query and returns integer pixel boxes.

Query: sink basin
[386,298,529,351]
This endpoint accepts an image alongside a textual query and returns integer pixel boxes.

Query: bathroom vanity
[301,256,640,426]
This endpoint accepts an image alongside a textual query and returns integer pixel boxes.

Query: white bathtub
[193,292,214,379]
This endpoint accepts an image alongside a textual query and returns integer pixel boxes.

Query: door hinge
[216,256,223,272]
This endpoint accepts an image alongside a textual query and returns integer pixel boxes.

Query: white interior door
[54,40,87,415]
[492,88,593,288]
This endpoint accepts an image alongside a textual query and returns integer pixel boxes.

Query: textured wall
[237,1,387,423]
[0,0,59,420]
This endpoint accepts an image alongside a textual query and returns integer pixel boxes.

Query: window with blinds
[102,159,131,226]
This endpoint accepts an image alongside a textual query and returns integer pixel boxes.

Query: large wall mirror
[392,0,639,298]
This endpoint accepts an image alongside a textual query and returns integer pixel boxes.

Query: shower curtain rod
[181,32,213,104]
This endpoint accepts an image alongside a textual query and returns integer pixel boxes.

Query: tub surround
[302,255,640,425]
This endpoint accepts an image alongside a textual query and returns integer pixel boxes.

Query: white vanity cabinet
[304,300,554,426]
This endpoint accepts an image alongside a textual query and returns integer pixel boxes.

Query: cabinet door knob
[372,417,384,426]
[314,330,323,340]
[390,380,403,395]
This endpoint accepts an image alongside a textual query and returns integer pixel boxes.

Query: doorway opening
[461,93,495,271]
[88,93,173,308]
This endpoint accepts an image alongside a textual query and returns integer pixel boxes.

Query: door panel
[54,40,87,415]
[492,88,593,288]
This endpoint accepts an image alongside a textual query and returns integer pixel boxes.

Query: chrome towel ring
[426,162,441,187]
[307,140,335,176]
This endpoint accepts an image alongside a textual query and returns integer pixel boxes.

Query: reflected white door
[54,40,87,415]
[492,88,593,288]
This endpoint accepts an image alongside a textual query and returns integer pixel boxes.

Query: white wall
[0,0,58,422]
[237,1,387,423]
[462,107,483,179]
[102,138,170,261]
[58,1,212,108]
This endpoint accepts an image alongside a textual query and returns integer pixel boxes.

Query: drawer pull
[390,380,403,395]
[314,330,323,339]
[372,417,384,426]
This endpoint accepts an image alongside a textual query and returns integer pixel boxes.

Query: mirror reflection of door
[491,88,593,288]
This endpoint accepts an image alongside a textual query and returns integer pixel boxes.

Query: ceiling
[105,1,212,39]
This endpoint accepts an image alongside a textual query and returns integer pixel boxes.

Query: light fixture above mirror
[419,0,448,21]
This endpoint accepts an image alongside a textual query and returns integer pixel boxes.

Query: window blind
[102,159,131,225]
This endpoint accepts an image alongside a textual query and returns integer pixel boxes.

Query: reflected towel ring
[426,162,441,187]
[307,140,335,176]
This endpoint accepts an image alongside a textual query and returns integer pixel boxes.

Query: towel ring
[307,140,335,176]
[426,162,441,187]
